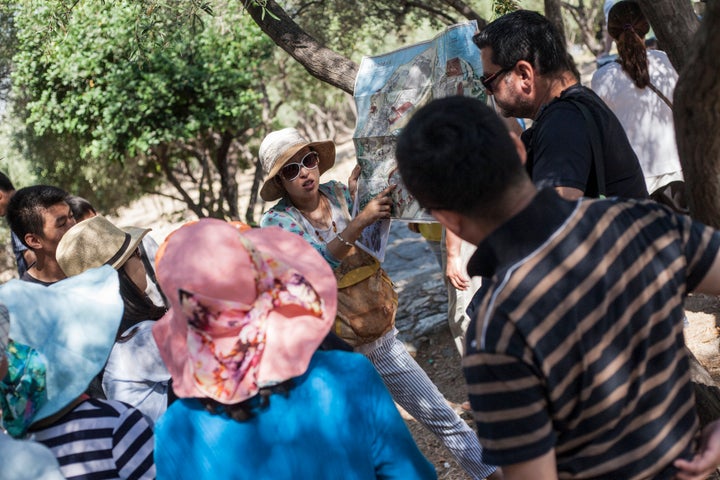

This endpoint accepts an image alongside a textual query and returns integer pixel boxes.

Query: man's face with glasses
[479,48,534,119]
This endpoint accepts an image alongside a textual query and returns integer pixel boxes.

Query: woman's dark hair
[608,1,650,89]
[65,195,97,221]
[199,380,294,421]
[116,266,166,342]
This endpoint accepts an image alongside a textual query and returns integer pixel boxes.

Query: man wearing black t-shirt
[473,10,647,201]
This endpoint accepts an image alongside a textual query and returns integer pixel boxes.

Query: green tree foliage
[274,0,496,59]
[0,1,16,103]
[493,0,521,16]
[10,0,273,218]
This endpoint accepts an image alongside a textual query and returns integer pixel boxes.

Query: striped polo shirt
[31,398,155,480]
[464,188,720,479]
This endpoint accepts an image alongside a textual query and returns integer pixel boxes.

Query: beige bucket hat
[259,128,336,202]
[56,215,150,277]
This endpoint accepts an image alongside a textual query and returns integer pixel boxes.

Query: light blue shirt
[102,321,170,423]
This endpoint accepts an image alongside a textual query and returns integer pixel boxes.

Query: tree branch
[404,2,457,24]
[214,130,239,219]
[150,190,185,203]
[295,0,323,18]
[437,0,486,29]
[244,0,358,94]
[153,145,205,218]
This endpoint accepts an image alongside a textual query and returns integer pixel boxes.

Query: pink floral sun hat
[152,219,337,404]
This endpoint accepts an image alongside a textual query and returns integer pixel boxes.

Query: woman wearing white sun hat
[259,127,500,480]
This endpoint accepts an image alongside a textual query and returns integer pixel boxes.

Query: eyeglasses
[279,151,320,181]
[480,67,513,95]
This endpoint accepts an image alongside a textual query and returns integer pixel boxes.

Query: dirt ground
[684,294,720,383]
[400,327,474,479]
[407,296,720,480]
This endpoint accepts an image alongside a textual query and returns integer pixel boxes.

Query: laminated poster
[352,21,487,261]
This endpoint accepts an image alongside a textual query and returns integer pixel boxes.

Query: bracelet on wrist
[336,232,354,248]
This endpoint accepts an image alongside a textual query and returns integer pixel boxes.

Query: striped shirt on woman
[31,398,155,480]
[464,188,720,479]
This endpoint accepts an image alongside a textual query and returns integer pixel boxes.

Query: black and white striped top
[464,189,720,479]
[31,398,155,480]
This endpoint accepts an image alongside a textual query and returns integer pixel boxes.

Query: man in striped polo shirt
[395,95,720,480]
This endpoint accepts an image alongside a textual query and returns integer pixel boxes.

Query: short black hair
[0,171,14,192]
[473,10,575,77]
[7,185,69,247]
[65,195,97,220]
[395,96,526,218]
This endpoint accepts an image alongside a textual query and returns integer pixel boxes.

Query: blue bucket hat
[0,266,122,426]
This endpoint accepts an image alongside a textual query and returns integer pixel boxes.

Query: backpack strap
[647,81,673,109]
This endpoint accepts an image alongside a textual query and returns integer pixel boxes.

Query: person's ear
[509,131,527,165]
[430,209,464,238]
[0,191,6,216]
[515,60,534,94]
[24,233,42,251]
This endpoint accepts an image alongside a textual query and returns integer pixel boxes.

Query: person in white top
[56,216,170,423]
[591,0,684,198]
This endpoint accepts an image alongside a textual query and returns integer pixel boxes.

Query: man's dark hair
[7,185,68,247]
[473,10,576,77]
[396,96,526,218]
[0,171,14,193]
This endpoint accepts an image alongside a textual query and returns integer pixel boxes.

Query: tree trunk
[245,157,264,225]
[674,0,720,227]
[635,0,699,73]
[545,0,567,46]
[244,0,358,94]
[674,0,720,432]
[688,348,720,427]
[214,130,239,220]
[154,146,205,219]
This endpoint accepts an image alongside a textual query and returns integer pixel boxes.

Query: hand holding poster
[351,21,487,259]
